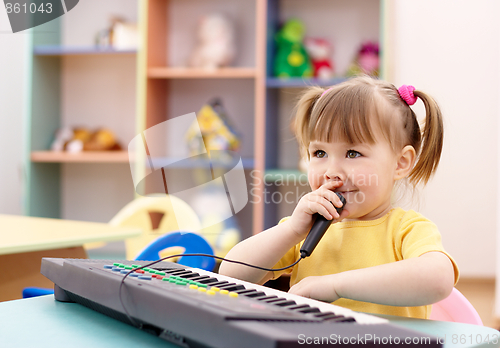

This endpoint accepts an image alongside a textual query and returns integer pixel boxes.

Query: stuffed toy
[304,37,334,79]
[273,19,313,78]
[185,98,240,159]
[346,41,380,77]
[51,127,122,152]
[95,16,138,50]
[189,13,235,69]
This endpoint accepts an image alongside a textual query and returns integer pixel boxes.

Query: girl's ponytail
[408,90,444,186]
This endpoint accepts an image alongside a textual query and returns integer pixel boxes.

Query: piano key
[264,298,289,304]
[151,267,180,272]
[233,289,257,295]
[274,300,297,307]
[298,307,321,314]
[244,291,267,298]
[197,277,220,284]
[178,273,200,279]
[256,296,278,302]
[288,304,310,311]
[168,270,194,277]
[313,312,336,318]
[217,283,245,291]
[188,275,211,282]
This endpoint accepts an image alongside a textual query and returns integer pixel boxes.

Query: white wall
[387,1,499,280]
[0,8,26,215]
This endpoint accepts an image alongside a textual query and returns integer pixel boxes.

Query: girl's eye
[313,150,327,158]
[346,150,361,159]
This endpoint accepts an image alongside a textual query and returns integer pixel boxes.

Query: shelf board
[33,45,137,56]
[263,169,307,184]
[147,67,257,79]
[266,76,349,89]
[148,156,255,169]
[31,151,130,163]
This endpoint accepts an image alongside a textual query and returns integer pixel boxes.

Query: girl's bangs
[309,91,379,145]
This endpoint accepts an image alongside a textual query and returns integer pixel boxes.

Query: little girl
[219,76,459,319]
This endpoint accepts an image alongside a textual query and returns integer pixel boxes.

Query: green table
[0,214,140,301]
[1,295,498,348]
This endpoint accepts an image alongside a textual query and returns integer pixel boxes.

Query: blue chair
[23,231,215,298]
[135,231,215,272]
[22,287,56,298]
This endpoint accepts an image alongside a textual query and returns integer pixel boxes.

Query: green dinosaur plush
[274,19,313,78]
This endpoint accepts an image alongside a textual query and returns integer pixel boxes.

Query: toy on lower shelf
[51,127,122,153]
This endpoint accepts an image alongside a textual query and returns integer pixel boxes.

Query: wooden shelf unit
[24,0,384,235]
[137,0,383,236]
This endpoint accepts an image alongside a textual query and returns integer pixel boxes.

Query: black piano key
[265,298,288,304]
[298,307,321,314]
[178,273,200,279]
[188,275,211,282]
[313,311,335,318]
[151,267,181,272]
[209,281,230,287]
[256,296,278,301]
[244,291,267,298]
[340,317,356,323]
[217,283,245,291]
[198,277,220,284]
[287,304,310,311]
[274,300,297,307]
[233,289,257,295]
[167,270,191,276]
[317,313,354,322]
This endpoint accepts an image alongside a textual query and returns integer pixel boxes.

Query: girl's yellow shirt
[273,208,459,319]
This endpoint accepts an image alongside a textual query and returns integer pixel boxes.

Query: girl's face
[307,135,400,221]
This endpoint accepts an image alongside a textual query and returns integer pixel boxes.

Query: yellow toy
[185,99,240,159]
[109,195,202,260]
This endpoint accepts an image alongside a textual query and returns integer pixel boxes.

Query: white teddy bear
[189,13,235,70]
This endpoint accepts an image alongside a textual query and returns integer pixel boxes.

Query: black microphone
[300,192,346,258]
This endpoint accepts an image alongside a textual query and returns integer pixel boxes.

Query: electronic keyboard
[41,258,441,347]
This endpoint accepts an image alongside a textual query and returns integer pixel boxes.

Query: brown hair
[294,76,443,187]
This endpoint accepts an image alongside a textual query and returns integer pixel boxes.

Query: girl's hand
[288,274,340,303]
[288,181,348,238]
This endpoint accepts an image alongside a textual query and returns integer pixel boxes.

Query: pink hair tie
[320,87,334,98]
[398,85,417,105]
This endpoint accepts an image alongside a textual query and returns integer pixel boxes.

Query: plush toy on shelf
[51,127,122,153]
[185,98,240,160]
[273,19,313,78]
[304,37,334,80]
[189,13,236,70]
[95,16,139,50]
[346,41,380,77]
